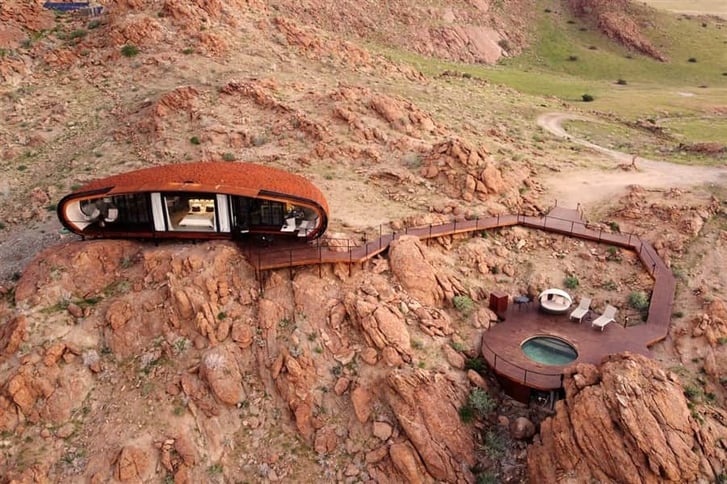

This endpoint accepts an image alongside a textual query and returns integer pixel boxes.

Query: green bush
[458,405,475,423]
[581,94,595,102]
[567,55,579,62]
[688,57,697,63]
[222,152,235,161]
[189,136,201,145]
[483,430,505,459]
[616,79,628,85]
[68,29,87,40]
[453,295,474,315]
[468,388,496,415]
[564,276,579,289]
[121,44,139,57]
[465,357,486,372]
[628,291,649,311]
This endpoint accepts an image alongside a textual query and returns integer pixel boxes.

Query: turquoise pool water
[521,336,578,366]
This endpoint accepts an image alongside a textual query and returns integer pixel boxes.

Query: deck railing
[243,211,662,277]
[239,207,675,385]
[481,336,565,389]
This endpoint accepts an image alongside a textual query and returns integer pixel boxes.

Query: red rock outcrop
[528,353,727,483]
[567,0,667,61]
[388,236,444,307]
[421,139,507,202]
[385,369,476,482]
[199,344,245,405]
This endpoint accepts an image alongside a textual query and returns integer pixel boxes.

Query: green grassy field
[640,0,727,16]
[379,0,727,161]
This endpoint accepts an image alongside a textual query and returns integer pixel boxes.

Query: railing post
[570,220,574,233]
[497,214,500,225]
[379,225,382,250]
[454,219,457,233]
[348,240,352,276]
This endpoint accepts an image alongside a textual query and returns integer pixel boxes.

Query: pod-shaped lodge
[57,162,329,240]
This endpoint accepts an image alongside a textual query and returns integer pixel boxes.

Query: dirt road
[536,112,727,208]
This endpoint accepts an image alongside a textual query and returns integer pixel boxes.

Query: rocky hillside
[529,353,727,482]
[1,0,727,482]
[567,0,668,60]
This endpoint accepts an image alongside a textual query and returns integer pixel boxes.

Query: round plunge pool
[521,336,578,366]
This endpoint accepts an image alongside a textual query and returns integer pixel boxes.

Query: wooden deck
[240,206,676,391]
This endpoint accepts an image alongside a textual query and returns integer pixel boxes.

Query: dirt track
[537,112,727,208]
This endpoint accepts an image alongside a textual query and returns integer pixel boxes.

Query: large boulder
[388,236,443,306]
[385,369,475,482]
[528,353,727,483]
[199,344,244,406]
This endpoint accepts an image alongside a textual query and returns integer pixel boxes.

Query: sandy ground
[537,112,727,208]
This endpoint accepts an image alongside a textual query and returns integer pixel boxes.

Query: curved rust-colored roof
[75,161,329,213]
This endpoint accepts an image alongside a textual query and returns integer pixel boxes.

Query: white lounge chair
[281,217,297,232]
[592,305,618,331]
[569,297,591,323]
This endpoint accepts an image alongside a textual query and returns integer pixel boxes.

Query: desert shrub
[182,47,195,55]
[606,246,622,262]
[121,44,139,57]
[588,45,597,50]
[564,276,579,289]
[476,472,498,484]
[628,291,649,311]
[252,133,269,146]
[683,385,702,401]
[567,55,579,62]
[459,405,475,423]
[497,39,510,51]
[601,280,618,291]
[189,136,201,145]
[608,221,620,232]
[483,430,505,459]
[87,19,101,29]
[616,79,628,85]
[465,357,486,372]
[69,29,87,40]
[581,94,595,102]
[222,152,235,161]
[688,57,697,63]
[453,295,474,315]
[468,388,496,415]
[450,341,466,352]
[402,152,422,169]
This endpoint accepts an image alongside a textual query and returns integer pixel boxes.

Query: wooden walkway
[241,206,675,390]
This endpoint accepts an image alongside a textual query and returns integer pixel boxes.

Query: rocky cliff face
[0,238,503,482]
[528,353,727,483]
